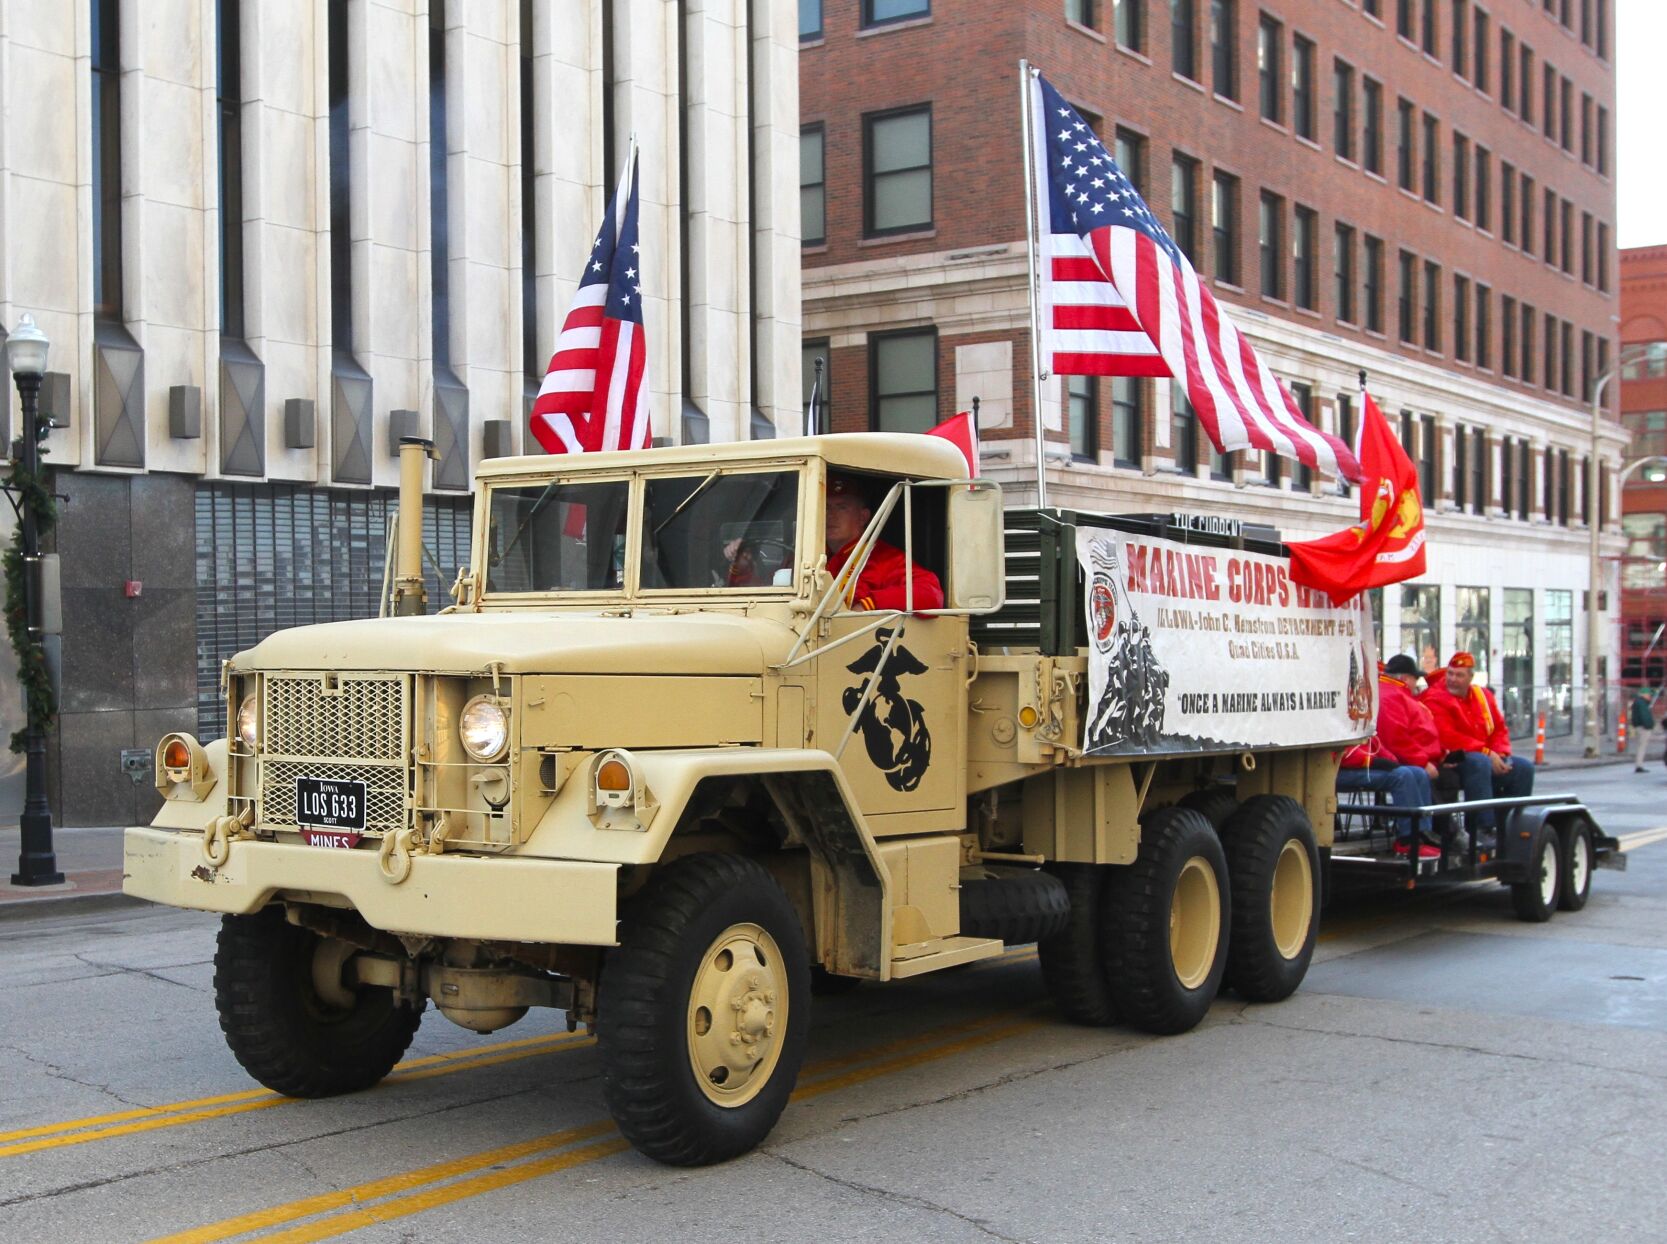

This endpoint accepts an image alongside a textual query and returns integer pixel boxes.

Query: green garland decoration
[3,437,56,753]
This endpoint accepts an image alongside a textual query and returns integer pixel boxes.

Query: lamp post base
[11,810,64,887]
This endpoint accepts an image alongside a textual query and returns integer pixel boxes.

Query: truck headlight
[460,696,509,762]
[237,695,259,749]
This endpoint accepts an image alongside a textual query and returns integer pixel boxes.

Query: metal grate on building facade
[193,483,473,739]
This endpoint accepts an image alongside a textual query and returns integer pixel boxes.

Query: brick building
[801,0,1624,740]
[1618,244,1667,687]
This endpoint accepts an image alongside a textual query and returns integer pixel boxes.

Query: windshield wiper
[490,480,562,567]
[651,470,722,537]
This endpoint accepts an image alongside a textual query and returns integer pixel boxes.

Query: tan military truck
[126,433,1360,1165]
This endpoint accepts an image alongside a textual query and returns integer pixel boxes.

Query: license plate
[295,777,367,837]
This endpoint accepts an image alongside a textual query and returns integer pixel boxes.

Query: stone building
[800,0,1625,741]
[0,0,802,825]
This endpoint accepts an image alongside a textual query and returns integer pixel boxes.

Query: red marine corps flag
[926,410,979,476]
[530,143,652,455]
[1286,388,1428,604]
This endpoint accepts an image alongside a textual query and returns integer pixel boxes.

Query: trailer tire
[959,867,1071,945]
[597,853,810,1166]
[1038,864,1117,1026]
[1557,818,1594,912]
[1180,787,1238,830]
[213,906,424,1098]
[1100,807,1229,1035]
[1220,795,1321,1003]
[1510,822,1562,923]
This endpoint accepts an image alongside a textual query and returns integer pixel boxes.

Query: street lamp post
[1583,372,1613,758]
[8,312,62,886]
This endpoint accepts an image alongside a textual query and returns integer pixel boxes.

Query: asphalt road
[3,764,1665,1243]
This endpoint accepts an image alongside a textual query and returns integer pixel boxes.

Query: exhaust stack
[393,436,438,617]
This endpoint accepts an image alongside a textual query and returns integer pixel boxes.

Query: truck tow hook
[201,808,253,867]
[378,827,417,885]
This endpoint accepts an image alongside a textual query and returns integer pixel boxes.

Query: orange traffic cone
[1534,714,1546,765]
[1618,716,1628,756]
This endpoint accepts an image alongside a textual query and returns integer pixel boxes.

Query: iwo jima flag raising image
[1022,65,1400,754]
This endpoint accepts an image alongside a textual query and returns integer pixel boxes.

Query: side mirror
[946,480,1006,613]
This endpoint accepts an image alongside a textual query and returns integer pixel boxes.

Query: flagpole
[1019,59,1048,510]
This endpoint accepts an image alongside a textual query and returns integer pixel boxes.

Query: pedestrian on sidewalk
[1632,687,1659,772]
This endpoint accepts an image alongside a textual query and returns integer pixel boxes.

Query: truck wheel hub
[687,923,787,1106]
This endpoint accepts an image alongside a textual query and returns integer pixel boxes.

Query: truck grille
[256,673,410,836]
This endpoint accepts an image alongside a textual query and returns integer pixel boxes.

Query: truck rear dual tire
[213,906,425,1098]
[1101,807,1231,1036]
[1038,864,1117,1027]
[959,867,1071,945]
[1220,796,1322,1003]
[597,853,810,1166]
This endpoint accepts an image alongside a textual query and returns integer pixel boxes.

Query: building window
[1452,132,1469,219]
[1336,393,1355,497]
[1581,329,1594,402]
[1542,63,1556,140]
[217,0,244,339]
[1363,234,1384,333]
[1580,91,1593,166]
[1475,283,1491,369]
[1520,303,1535,388]
[520,1,538,384]
[1542,186,1555,266]
[1067,0,1096,25]
[861,0,929,29]
[328,0,352,355]
[1455,587,1491,680]
[800,124,826,246]
[1597,0,1608,58]
[1521,173,1535,257]
[1419,413,1436,500]
[1423,260,1440,351]
[1501,28,1515,110]
[1544,314,1557,391]
[1396,0,1413,40]
[800,0,823,39]
[1580,210,1593,285]
[1334,222,1356,324]
[870,329,937,432]
[1454,274,1470,362]
[1289,382,1314,489]
[1258,15,1282,122]
[1598,105,1610,175]
[1501,588,1534,734]
[1501,161,1516,244]
[1561,320,1574,398]
[1474,145,1491,230]
[1560,198,1574,275]
[1452,0,1468,75]
[1069,374,1097,460]
[1421,0,1437,53]
[1598,221,1610,293]
[1502,294,1517,377]
[862,106,932,236]
[1291,35,1314,139]
[92,0,123,319]
[1362,76,1383,175]
[1397,249,1416,343]
[1558,448,1572,526]
[1470,427,1486,514]
[1396,97,1415,191]
[1421,112,1439,203]
[1115,128,1148,196]
[430,1,453,369]
[1473,7,1489,90]
[1401,585,1440,673]
[1171,154,1199,263]
[1519,43,1534,124]
[1259,191,1284,300]
[1546,590,1574,719]
[802,338,831,429]
[1116,0,1145,49]
[1212,171,1239,284]
[1211,0,1237,99]
[1293,205,1316,310]
[1173,385,1198,472]
[1173,0,1197,79]
[1333,59,1355,159]
[1112,377,1143,467]
[1560,76,1573,151]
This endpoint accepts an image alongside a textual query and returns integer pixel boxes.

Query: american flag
[1029,71,1360,480]
[530,146,652,455]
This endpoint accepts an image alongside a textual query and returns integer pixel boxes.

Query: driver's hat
[827,472,873,505]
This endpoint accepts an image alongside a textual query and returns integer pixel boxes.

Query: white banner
[1078,528,1376,755]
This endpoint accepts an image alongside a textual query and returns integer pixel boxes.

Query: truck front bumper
[123,827,619,945]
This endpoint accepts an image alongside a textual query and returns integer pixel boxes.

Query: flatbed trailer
[1332,791,1625,920]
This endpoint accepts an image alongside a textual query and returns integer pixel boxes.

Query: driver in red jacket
[1421,650,1533,828]
[825,473,944,612]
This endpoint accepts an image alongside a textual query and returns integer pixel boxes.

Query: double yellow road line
[1617,825,1667,853]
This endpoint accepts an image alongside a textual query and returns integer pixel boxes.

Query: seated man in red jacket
[1421,650,1534,828]
[824,473,944,611]
[1336,654,1445,856]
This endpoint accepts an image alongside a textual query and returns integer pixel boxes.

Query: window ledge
[1363,168,1387,185]
[1115,44,1152,67]
[1295,134,1323,153]
[799,36,826,49]
[1213,92,1244,112]
[1261,296,1290,310]
[1259,116,1290,136]
[857,15,934,38]
[801,242,829,256]
[1173,72,1206,94]
[1065,18,1106,43]
[1336,155,1360,171]
[858,228,937,247]
[1293,306,1324,320]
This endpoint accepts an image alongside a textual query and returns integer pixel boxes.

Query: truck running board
[889,935,1005,979]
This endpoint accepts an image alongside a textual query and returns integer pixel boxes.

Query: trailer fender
[1498,803,1609,878]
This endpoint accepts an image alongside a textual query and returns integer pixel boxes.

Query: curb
[0,890,148,923]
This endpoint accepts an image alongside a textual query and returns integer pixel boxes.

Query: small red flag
[926,411,979,477]
[1286,391,1427,605]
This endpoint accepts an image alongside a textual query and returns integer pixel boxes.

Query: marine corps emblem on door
[843,630,931,793]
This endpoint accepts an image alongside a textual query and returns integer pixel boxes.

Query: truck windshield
[484,479,629,593]
[641,470,799,590]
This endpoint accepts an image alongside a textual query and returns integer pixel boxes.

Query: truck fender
[523,748,892,978]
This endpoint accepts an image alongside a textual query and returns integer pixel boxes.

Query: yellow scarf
[1468,684,1494,737]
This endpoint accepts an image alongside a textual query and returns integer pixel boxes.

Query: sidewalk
[0,825,136,920]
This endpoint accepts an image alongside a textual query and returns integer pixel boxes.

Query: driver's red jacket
[827,539,944,612]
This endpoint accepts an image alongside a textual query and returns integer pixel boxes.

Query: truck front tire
[597,853,810,1166]
[1220,795,1321,1003]
[213,906,424,1098]
[1100,807,1229,1035]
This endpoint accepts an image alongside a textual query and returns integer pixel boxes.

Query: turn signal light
[1017,705,1041,729]
[596,759,631,791]
[163,739,192,770]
